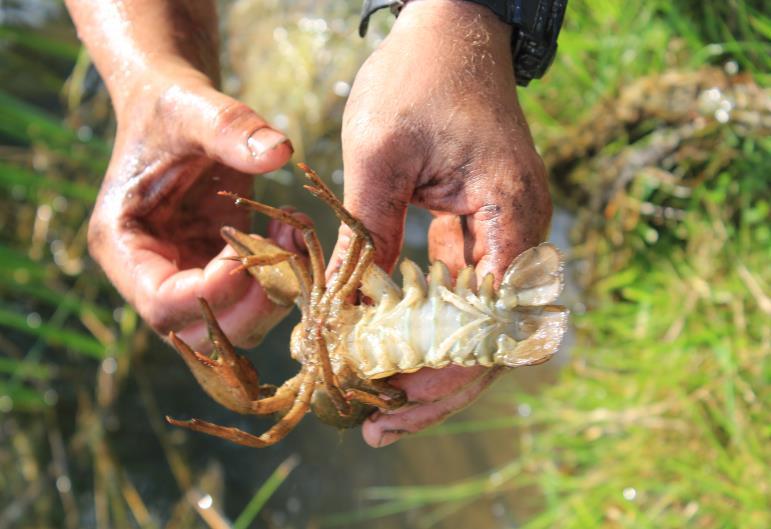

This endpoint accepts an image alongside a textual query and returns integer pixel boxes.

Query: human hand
[332,0,553,447]
[64,1,301,350]
[87,59,297,350]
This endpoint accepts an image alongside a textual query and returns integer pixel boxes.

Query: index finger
[428,172,552,283]
[327,151,415,277]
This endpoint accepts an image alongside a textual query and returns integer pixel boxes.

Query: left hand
[331,0,553,447]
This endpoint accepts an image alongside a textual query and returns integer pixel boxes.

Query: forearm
[64,0,220,108]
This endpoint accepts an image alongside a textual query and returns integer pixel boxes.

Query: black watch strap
[359,0,568,86]
[359,0,404,37]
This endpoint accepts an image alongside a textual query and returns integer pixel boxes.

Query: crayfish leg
[297,162,376,304]
[308,321,351,417]
[344,388,405,411]
[166,369,316,447]
[343,376,407,411]
[169,329,303,416]
[365,378,408,404]
[220,175,350,422]
[297,162,373,248]
[165,417,277,448]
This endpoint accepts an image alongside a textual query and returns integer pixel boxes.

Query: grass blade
[232,455,300,529]
[0,161,98,203]
[0,357,54,380]
[0,306,106,359]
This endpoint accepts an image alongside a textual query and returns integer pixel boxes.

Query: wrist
[391,0,514,74]
[364,0,566,86]
[396,0,512,41]
[381,0,516,89]
[65,0,220,111]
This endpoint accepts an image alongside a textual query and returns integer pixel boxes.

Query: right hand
[87,58,298,351]
[329,0,553,446]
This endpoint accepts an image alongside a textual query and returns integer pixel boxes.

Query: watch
[358,0,568,86]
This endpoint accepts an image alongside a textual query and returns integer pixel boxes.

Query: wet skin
[64,0,552,447]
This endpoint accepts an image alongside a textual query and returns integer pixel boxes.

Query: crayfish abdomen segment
[337,243,569,380]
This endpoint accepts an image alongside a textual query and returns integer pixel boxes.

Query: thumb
[187,86,293,174]
[327,159,412,275]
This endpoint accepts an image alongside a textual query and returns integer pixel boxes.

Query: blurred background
[1,0,769,528]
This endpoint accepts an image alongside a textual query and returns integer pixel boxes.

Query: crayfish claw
[165,416,277,448]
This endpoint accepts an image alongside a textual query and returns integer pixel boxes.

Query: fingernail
[377,430,403,447]
[248,128,291,159]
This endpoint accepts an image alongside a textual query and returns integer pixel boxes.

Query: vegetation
[1,0,768,528]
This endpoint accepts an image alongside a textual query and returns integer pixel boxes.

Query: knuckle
[516,170,552,220]
[86,212,107,262]
[154,84,188,122]
[476,154,553,237]
[344,114,426,161]
[139,301,176,336]
[342,120,384,158]
[211,100,259,137]
[528,159,553,218]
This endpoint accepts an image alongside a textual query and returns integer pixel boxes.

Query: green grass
[233,455,300,529]
[514,150,770,528]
